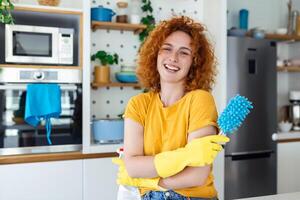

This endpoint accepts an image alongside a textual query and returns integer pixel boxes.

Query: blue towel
[25,84,61,145]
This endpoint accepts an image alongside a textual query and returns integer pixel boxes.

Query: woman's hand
[112,158,164,190]
[185,135,230,167]
[154,135,230,178]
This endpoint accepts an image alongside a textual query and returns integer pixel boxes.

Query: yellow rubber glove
[154,135,230,178]
[112,158,165,191]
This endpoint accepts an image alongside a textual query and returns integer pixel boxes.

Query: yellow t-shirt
[123,89,218,198]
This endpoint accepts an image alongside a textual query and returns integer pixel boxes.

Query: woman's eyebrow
[162,43,172,47]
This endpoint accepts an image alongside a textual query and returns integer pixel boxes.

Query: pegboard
[90,0,204,120]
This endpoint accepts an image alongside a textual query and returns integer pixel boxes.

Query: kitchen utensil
[275,28,288,35]
[218,94,253,135]
[92,119,124,144]
[253,29,265,39]
[227,28,247,37]
[115,72,138,83]
[121,65,136,72]
[91,6,116,22]
[278,121,293,132]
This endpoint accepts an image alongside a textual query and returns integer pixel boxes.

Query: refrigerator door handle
[226,150,274,160]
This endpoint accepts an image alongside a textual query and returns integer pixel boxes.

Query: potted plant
[91,50,119,83]
[139,0,155,42]
[0,0,14,24]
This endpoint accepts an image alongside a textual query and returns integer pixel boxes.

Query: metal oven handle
[0,84,77,91]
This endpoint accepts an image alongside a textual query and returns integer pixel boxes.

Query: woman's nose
[168,51,178,62]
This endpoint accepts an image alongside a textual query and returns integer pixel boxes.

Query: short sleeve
[123,93,149,127]
[188,91,218,133]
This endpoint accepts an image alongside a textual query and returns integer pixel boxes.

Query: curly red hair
[137,16,217,92]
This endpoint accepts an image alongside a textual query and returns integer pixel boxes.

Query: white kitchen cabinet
[83,158,119,200]
[0,160,83,200]
[277,142,300,193]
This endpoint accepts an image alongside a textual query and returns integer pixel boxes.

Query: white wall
[228,0,300,32]
[227,0,282,32]
[204,1,227,199]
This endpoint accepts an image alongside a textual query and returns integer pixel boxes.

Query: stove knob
[33,71,45,80]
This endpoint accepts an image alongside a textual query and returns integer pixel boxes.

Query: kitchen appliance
[289,91,300,130]
[5,24,74,65]
[0,68,82,155]
[226,36,277,199]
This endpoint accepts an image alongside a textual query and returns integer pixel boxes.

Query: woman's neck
[159,82,186,107]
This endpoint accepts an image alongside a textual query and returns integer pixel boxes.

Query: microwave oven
[5,24,74,65]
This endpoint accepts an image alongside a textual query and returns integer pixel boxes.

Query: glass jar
[116,1,128,23]
[129,0,141,24]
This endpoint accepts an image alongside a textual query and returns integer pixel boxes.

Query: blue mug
[239,9,249,30]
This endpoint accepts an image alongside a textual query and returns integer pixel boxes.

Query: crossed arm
[123,118,217,189]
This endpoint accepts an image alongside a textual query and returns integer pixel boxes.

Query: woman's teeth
[164,64,180,72]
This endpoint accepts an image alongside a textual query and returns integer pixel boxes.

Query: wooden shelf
[0,64,81,69]
[277,66,300,72]
[265,34,300,41]
[15,5,83,15]
[91,82,141,89]
[91,21,147,34]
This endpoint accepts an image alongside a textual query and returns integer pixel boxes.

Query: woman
[114,16,229,200]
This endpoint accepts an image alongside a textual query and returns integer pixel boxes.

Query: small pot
[91,6,116,22]
[92,119,124,144]
[94,65,110,83]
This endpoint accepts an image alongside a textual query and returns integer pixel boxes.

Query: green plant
[91,50,119,66]
[139,0,155,42]
[0,0,14,24]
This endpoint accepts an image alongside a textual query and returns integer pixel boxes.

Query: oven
[0,68,82,155]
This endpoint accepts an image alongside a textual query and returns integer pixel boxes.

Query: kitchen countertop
[235,192,300,200]
[272,132,300,143]
[0,151,118,165]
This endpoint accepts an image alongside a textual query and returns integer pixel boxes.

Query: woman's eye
[180,51,190,56]
[161,47,171,51]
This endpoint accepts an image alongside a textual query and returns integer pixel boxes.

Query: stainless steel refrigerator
[225,36,277,200]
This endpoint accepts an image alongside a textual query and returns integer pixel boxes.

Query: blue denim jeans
[142,190,218,200]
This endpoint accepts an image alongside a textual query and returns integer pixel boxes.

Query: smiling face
[157,30,193,85]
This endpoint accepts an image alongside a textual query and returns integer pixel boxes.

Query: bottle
[116,148,141,200]
[292,10,299,35]
[239,9,249,30]
[297,16,300,36]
